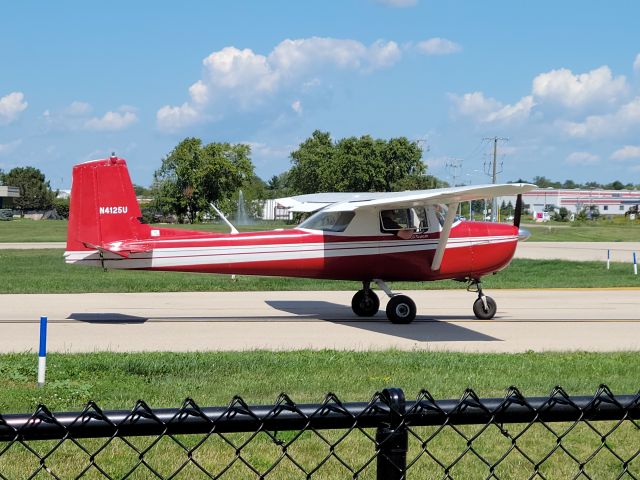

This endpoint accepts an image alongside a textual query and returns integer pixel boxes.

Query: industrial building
[0,185,20,209]
[501,188,640,220]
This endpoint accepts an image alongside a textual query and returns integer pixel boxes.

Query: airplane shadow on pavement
[69,313,148,324]
[265,301,500,342]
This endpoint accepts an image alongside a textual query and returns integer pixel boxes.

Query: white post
[634,252,638,275]
[37,316,47,387]
[607,249,610,270]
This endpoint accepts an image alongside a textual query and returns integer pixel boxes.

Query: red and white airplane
[65,155,536,324]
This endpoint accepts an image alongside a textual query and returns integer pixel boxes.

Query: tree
[3,167,56,211]
[287,131,428,194]
[532,176,561,189]
[604,180,624,190]
[153,138,255,223]
[551,207,570,222]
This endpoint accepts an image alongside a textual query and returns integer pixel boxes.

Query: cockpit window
[380,207,429,233]
[380,209,411,232]
[299,211,356,232]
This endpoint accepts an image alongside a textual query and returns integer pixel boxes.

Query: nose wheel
[469,279,497,320]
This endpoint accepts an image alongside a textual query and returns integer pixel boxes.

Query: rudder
[66,155,149,252]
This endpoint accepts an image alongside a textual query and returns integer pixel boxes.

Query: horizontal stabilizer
[82,241,152,258]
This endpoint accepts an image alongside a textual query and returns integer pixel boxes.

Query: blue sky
[1,0,639,189]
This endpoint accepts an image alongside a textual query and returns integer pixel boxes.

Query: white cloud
[291,100,303,115]
[634,54,640,72]
[157,37,402,131]
[156,102,203,132]
[532,66,627,109]
[449,91,534,123]
[0,92,28,125]
[565,151,600,165]
[0,139,22,156]
[611,145,640,161]
[64,101,92,116]
[376,0,418,7]
[562,96,640,138]
[42,102,138,132]
[84,110,137,131]
[417,38,461,56]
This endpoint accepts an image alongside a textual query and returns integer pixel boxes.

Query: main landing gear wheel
[351,289,380,317]
[473,296,497,320]
[386,295,417,324]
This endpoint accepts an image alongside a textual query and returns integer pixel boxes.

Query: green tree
[288,131,335,194]
[287,130,429,194]
[532,176,561,189]
[3,167,56,211]
[604,180,624,190]
[551,207,570,222]
[153,138,254,223]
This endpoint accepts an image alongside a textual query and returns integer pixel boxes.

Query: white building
[261,198,294,221]
[501,188,640,219]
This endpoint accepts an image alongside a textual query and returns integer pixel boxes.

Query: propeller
[514,194,522,228]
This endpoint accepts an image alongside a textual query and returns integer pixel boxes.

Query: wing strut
[431,202,459,271]
[210,203,239,234]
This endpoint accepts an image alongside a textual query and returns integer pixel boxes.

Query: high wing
[277,183,537,213]
[278,183,537,272]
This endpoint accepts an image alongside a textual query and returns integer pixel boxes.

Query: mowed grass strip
[1,218,640,242]
[0,249,638,293]
[0,351,638,479]
[526,222,640,242]
[0,219,289,242]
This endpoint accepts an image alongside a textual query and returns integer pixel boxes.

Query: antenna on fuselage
[210,203,239,234]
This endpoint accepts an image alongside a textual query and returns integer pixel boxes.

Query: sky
[1,0,640,189]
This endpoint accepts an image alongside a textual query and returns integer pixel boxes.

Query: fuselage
[64,219,519,282]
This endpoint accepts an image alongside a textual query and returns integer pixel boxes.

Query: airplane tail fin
[66,155,150,252]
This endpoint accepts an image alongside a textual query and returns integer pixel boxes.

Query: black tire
[386,295,417,324]
[473,296,497,320]
[351,290,380,317]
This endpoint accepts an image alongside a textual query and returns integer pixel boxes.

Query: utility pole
[445,158,463,187]
[445,158,464,216]
[483,137,508,222]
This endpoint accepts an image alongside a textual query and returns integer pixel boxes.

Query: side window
[411,207,429,232]
[380,209,411,232]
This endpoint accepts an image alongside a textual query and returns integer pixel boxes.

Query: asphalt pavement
[1,289,638,353]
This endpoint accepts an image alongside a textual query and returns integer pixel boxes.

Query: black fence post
[376,387,408,480]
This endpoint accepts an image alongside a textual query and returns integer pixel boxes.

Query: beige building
[0,185,20,209]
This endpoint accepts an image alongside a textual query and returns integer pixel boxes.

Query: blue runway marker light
[38,316,47,387]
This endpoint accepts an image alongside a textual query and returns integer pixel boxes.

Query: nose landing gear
[468,279,497,320]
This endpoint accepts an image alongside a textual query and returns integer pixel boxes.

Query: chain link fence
[0,385,638,479]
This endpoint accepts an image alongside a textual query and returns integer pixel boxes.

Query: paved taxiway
[516,241,640,263]
[1,289,638,353]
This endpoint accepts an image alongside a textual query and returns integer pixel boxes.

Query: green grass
[1,218,640,242]
[0,351,638,478]
[0,219,291,242]
[527,222,640,242]
[0,250,638,293]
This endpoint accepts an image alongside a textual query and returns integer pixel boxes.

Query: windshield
[299,210,355,232]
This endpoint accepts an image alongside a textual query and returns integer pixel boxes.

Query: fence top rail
[1,385,638,442]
